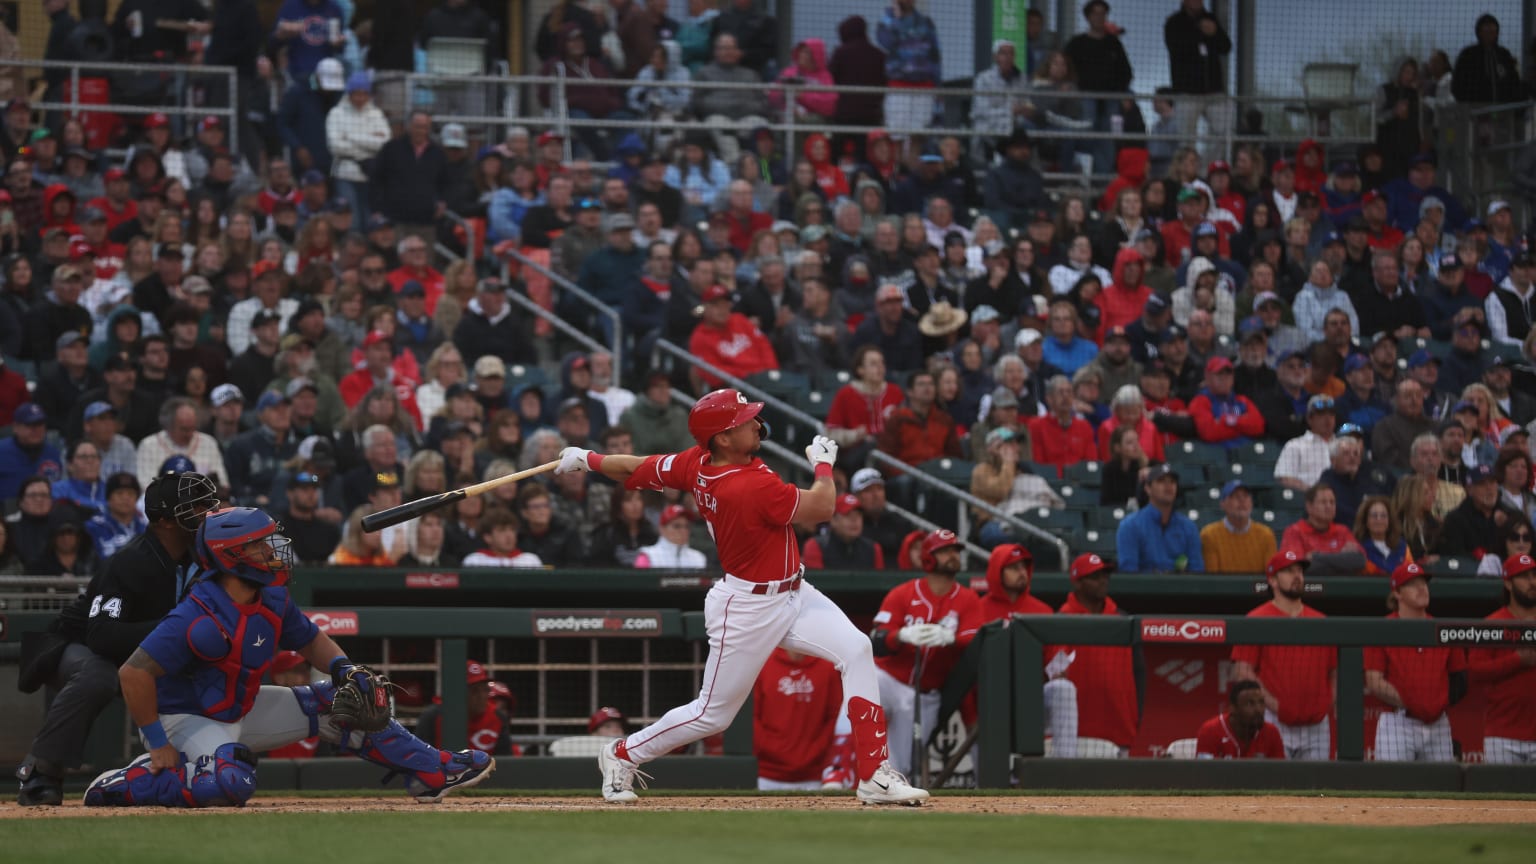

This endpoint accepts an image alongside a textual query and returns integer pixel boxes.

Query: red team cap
[1265,550,1309,578]
[488,681,515,712]
[145,112,170,129]
[271,651,307,675]
[104,167,127,182]
[466,660,491,685]
[588,706,627,733]
[362,329,392,348]
[701,283,732,303]
[659,504,692,525]
[834,494,861,516]
[919,528,961,570]
[1204,356,1234,375]
[1503,553,1536,580]
[1070,553,1112,580]
[1389,561,1429,590]
[687,388,764,447]
[68,237,93,260]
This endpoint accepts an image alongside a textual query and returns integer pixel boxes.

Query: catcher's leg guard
[340,720,494,802]
[83,744,258,808]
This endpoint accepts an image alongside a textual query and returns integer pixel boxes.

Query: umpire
[14,470,218,806]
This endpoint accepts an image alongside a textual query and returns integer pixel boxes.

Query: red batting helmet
[688,388,764,447]
[919,529,961,571]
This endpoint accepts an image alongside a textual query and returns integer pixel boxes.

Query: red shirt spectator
[1029,412,1097,476]
[86,168,137,232]
[722,181,772,253]
[0,358,29,426]
[687,286,779,388]
[339,330,423,428]
[1188,357,1266,447]
[752,648,843,786]
[1279,487,1362,559]
[389,235,446,315]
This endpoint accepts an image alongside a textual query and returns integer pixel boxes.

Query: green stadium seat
[1225,460,1275,489]
[1424,556,1479,578]
[1025,507,1083,535]
[1063,460,1104,488]
[1168,440,1228,464]
[1230,440,1281,465]
[812,369,852,393]
[505,363,547,390]
[917,458,974,489]
[1087,506,1130,532]
[1079,528,1117,557]
[1164,463,1207,486]
[1259,486,1304,509]
[798,390,830,420]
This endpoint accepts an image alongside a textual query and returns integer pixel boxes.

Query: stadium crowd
[0,1,1530,583]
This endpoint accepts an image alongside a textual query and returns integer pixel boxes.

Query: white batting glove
[805,435,838,468]
[555,446,594,475]
[923,626,956,648]
[897,625,929,646]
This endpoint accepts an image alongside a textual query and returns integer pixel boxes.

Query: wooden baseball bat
[361,459,560,533]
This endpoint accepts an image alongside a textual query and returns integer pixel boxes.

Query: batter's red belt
[749,576,802,595]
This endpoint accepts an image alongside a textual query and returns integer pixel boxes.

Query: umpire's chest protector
[183,582,287,721]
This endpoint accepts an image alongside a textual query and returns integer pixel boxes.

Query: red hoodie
[804,133,849,199]
[41,183,79,237]
[1056,591,1139,747]
[1095,247,1152,339]
[1293,140,1326,196]
[1098,149,1148,213]
[688,313,779,387]
[752,648,842,783]
[977,544,1053,624]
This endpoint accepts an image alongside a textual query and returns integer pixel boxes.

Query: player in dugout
[869,529,982,778]
[1229,550,1337,760]
[1195,680,1286,759]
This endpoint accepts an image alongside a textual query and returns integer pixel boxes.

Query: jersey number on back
[89,595,123,619]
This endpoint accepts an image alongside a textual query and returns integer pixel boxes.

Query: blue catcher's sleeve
[277,590,320,651]
[138,601,199,676]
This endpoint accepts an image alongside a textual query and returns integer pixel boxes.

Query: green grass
[4,812,1533,864]
[278,786,1536,802]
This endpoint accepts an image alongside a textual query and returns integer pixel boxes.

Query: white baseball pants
[1266,712,1331,761]
[1374,710,1453,762]
[1042,678,1080,758]
[624,577,881,765]
[1482,736,1536,764]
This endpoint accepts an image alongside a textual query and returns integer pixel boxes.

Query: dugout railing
[966,614,1536,792]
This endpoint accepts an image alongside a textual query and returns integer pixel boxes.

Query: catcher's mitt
[330,663,393,732]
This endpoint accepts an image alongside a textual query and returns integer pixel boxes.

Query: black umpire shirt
[52,531,188,665]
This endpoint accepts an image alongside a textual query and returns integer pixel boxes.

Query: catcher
[83,507,493,807]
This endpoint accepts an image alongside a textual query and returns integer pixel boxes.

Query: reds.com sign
[307,610,360,636]
[405,572,460,589]
[1140,619,1227,643]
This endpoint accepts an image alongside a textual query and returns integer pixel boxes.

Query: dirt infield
[3,795,1532,824]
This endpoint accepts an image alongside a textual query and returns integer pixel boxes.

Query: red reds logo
[307,611,360,636]
[1141,619,1226,643]
[405,573,460,589]
[471,728,500,752]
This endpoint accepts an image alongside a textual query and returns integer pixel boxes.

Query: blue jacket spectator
[272,0,346,78]
[1381,156,1467,232]
[0,404,62,500]
[1116,465,1205,573]
[875,2,941,85]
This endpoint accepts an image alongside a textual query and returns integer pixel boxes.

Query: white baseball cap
[1488,199,1511,216]
[211,383,244,407]
[442,123,468,149]
[1015,329,1043,348]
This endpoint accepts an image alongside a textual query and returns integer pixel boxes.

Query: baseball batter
[1364,562,1468,762]
[869,530,981,777]
[1229,550,1337,760]
[1468,553,1536,763]
[556,388,928,805]
[83,507,493,807]
[975,544,1079,758]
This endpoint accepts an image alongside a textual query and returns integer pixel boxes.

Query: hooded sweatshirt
[827,16,886,126]
[977,544,1053,623]
[804,133,849,200]
[1096,248,1153,338]
[1097,148,1149,213]
[1293,139,1327,196]
[41,183,79,236]
[771,39,837,118]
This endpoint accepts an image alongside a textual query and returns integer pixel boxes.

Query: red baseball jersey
[627,446,802,583]
[1229,602,1337,726]
[423,703,511,755]
[1364,614,1468,722]
[1055,593,1139,747]
[1195,712,1286,759]
[1468,607,1536,742]
[872,578,982,691]
[752,648,843,782]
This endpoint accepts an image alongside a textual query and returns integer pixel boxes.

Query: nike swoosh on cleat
[875,781,889,791]
[875,730,886,738]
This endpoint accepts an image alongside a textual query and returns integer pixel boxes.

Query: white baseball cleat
[855,762,930,806]
[598,739,648,803]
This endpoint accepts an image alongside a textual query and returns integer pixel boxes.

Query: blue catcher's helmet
[195,507,295,587]
[160,455,197,474]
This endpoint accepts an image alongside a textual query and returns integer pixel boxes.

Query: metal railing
[500,247,622,376]
[392,70,1373,179]
[0,58,238,156]
[653,339,1070,570]
[1435,100,1535,227]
